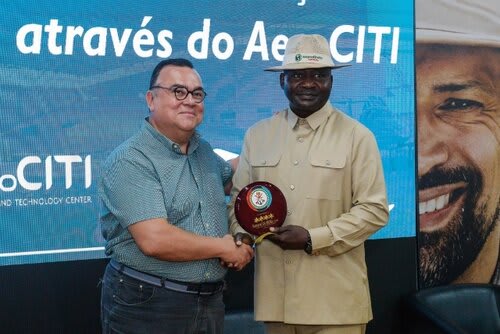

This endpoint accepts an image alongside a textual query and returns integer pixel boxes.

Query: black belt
[109,259,224,296]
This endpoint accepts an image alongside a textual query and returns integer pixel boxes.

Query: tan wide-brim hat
[416,0,500,47]
[265,34,350,72]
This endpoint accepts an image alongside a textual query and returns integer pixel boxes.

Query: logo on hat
[264,34,350,71]
[302,54,322,62]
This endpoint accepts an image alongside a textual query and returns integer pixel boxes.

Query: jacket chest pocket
[306,154,346,200]
[249,156,281,182]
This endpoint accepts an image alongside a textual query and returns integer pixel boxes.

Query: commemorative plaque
[234,181,287,243]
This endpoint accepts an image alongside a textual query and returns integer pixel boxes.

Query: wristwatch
[304,231,312,255]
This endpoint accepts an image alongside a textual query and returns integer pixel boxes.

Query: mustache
[418,166,480,190]
[297,89,318,95]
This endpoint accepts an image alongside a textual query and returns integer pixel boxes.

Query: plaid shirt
[99,118,232,283]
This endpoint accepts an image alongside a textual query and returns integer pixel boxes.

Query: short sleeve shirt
[99,118,232,283]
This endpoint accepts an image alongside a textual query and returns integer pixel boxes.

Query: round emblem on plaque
[247,185,272,212]
[235,181,287,236]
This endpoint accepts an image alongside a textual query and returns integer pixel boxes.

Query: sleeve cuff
[230,221,247,236]
[308,226,334,251]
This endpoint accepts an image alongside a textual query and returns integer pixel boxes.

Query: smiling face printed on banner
[416,43,500,286]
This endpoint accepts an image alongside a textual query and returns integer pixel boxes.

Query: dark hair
[149,58,194,89]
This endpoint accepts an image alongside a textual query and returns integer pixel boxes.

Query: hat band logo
[303,54,322,62]
[294,53,323,63]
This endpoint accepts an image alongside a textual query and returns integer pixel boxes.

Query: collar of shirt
[287,102,334,131]
[143,117,200,154]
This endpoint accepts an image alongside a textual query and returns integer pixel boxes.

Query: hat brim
[264,63,351,72]
[416,29,500,47]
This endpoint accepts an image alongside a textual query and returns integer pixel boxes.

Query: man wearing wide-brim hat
[229,33,389,334]
[415,0,500,289]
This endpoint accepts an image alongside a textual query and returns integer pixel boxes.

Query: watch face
[305,236,312,254]
[234,181,287,236]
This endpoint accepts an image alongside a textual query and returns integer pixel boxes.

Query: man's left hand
[266,225,308,250]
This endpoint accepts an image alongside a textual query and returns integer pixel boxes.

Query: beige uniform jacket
[229,102,389,325]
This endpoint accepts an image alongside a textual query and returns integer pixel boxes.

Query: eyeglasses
[151,85,207,103]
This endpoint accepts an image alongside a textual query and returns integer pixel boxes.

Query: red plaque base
[234,181,287,236]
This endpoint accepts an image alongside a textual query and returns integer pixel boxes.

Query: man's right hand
[219,234,254,270]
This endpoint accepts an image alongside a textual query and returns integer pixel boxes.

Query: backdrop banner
[0,0,415,265]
